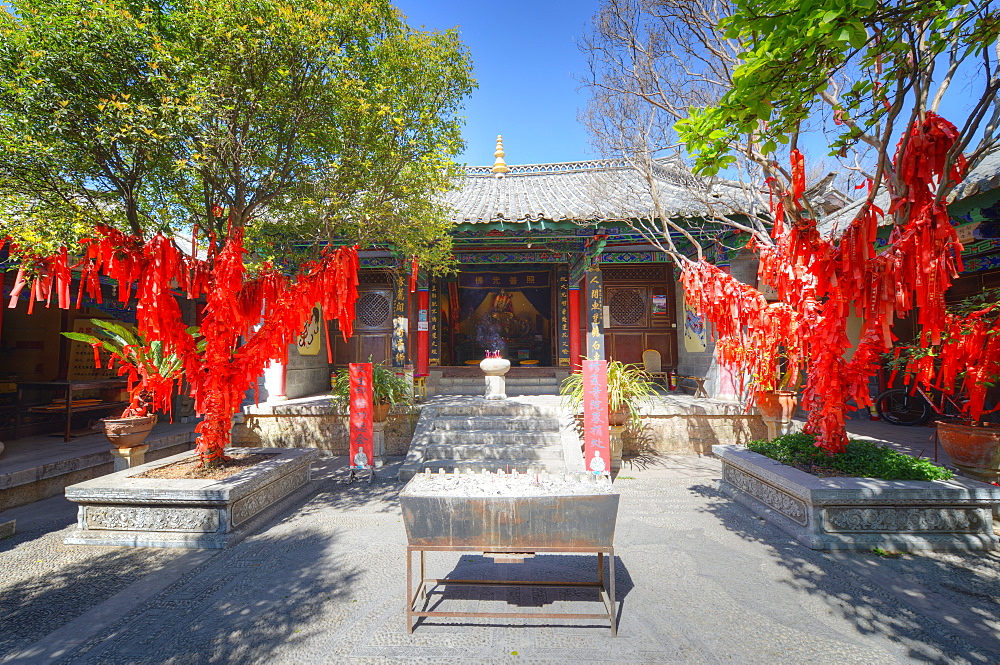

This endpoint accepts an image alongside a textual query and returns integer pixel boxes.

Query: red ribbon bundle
[682,113,966,453]
[5,227,360,464]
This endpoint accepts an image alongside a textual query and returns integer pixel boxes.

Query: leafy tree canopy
[677,0,1000,180]
[0,0,474,272]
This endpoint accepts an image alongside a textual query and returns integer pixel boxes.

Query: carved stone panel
[86,506,220,533]
[823,507,984,533]
[231,468,307,527]
[723,464,808,526]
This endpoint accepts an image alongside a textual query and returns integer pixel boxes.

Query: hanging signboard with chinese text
[349,363,374,471]
[585,270,605,360]
[583,360,611,475]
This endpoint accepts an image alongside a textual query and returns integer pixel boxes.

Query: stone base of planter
[713,445,1000,552]
[64,447,319,549]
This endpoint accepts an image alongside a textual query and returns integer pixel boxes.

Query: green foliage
[61,318,192,383]
[331,362,412,407]
[747,431,954,481]
[0,0,475,272]
[675,0,999,174]
[559,360,659,428]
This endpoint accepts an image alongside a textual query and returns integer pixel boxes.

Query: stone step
[424,443,564,461]
[432,416,562,431]
[417,460,565,474]
[436,386,560,397]
[438,377,561,386]
[430,404,564,417]
[424,430,562,446]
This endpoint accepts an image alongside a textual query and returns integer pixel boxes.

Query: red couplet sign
[583,360,610,474]
[349,363,373,470]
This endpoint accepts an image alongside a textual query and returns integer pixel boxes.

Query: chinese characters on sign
[392,275,408,367]
[557,266,570,365]
[585,270,605,360]
[349,363,374,470]
[458,271,550,290]
[583,360,611,475]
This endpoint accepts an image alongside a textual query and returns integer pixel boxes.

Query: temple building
[317,136,757,399]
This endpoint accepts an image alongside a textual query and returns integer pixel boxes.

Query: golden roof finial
[491,135,510,177]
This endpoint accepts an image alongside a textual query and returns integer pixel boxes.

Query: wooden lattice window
[601,265,667,281]
[607,288,646,327]
[358,270,393,285]
[354,291,391,329]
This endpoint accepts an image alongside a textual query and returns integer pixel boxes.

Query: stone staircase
[430,375,563,397]
[398,396,583,480]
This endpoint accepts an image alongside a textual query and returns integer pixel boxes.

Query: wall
[234,396,418,455]
[256,308,333,402]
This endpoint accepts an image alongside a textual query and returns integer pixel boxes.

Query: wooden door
[601,266,677,368]
[332,287,393,365]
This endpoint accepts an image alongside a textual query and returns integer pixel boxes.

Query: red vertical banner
[349,363,373,470]
[568,285,581,371]
[583,360,611,475]
[416,288,429,376]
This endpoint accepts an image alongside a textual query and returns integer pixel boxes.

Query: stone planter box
[64,447,319,549]
[713,444,1000,551]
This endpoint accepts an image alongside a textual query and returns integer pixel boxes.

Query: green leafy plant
[747,432,953,482]
[559,360,658,428]
[62,319,198,418]
[331,361,412,407]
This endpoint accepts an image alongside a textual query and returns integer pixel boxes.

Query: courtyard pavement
[2,449,998,664]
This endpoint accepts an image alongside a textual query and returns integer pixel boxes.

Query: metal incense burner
[400,468,620,634]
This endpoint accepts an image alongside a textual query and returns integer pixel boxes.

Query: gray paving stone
[0,455,998,664]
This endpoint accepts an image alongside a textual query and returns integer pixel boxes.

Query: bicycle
[874,384,967,426]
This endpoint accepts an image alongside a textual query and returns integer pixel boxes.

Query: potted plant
[895,287,1000,483]
[559,359,658,428]
[62,319,192,448]
[331,361,412,422]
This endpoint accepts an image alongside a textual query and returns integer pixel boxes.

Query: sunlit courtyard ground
[2,451,998,665]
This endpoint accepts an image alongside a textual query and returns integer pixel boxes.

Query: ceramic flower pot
[755,390,797,440]
[936,419,1000,484]
[102,414,157,449]
[373,403,391,423]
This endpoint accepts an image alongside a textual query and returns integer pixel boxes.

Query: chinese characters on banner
[583,360,611,475]
[585,270,605,360]
[349,363,374,470]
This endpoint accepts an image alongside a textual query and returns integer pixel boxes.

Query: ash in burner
[402,468,616,497]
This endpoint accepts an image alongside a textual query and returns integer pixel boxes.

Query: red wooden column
[578,279,588,367]
[569,282,581,371]
[416,286,429,376]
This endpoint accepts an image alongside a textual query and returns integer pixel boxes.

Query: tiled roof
[953,150,1000,200]
[443,159,744,225]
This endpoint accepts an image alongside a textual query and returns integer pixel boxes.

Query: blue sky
[395,0,602,167]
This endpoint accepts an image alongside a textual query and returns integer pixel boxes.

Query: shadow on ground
[688,482,1000,665]
[410,553,634,633]
[43,527,363,665]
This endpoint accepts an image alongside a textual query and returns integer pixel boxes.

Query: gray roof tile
[444,159,744,224]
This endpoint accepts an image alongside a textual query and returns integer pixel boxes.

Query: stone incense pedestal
[479,357,511,400]
[64,447,319,549]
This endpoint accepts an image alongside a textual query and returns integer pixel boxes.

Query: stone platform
[0,421,196,512]
[714,444,1000,551]
[64,447,320,549]
[233,395,418,454]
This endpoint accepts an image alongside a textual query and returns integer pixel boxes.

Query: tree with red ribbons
[2,229,359,464]
[0,0,474,463]
[584,0,1000,453]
